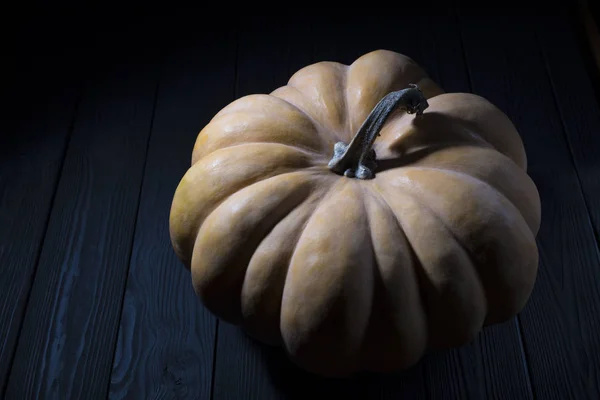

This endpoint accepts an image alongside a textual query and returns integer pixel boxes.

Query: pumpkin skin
[169,49,541,377]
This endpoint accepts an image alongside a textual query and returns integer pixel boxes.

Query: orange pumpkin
[169,50,541,377]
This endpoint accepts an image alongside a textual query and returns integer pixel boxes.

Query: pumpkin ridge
[271,85,346,145]
[210,94,287,119]
[279,62,350,143]
[282,179,347,314]
[391,167,538,323]
[358,184,380,356]
[192,136,326,166]
[357,186,427,371]
[361,189,429,373]
[345,50,444,138]
[407,103,496,152]
[367,185,431,346]
[270,86,325,128]
[284,181,339,271]
[375,142,490,172]
[245,175,341,343]
[452,119,499,154]
[241,189,329,345]
[198,94,332,157]
[374,182,487,347]
[170,143,320,268]
[421,93,527,169]
[399,165,540,235]
[194,169,326,239]
[285,62,350,140]
[280,180,371,375]
[191,171,319,323]
[340,63,350,141]
[198,115,326,156]
[376,112,495,159]
[196,141,328,164]
[382,178,490,302]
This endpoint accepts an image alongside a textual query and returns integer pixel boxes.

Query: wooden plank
[459,9,600,400]
[577,0,600,78]
[108,25,237,400]
[537,10,600,247]
[0,16,80,393]
[4,21,163,399]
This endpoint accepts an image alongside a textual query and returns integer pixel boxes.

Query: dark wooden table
[2,5,600,399]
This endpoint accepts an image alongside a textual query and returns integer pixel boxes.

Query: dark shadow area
[1,14,159,160]
[566,2,600,108]
[375,142,463,173]
[372,111,490,174]
[238,329,429,399]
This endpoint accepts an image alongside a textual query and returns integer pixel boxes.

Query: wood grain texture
[4,23,163,399]
[577,0,600,80]
[0,17,80,393]
[108,25,237,400]
[459,10,600,400]
[537,11,600,248]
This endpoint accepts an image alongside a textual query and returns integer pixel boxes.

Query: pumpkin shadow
[375,143,452,173]
[373,112,483,175]
[252,336,426,398]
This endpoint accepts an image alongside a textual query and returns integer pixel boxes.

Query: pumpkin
[169,49,541,377]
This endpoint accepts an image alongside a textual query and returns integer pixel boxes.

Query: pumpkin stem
[327,84,429,179]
